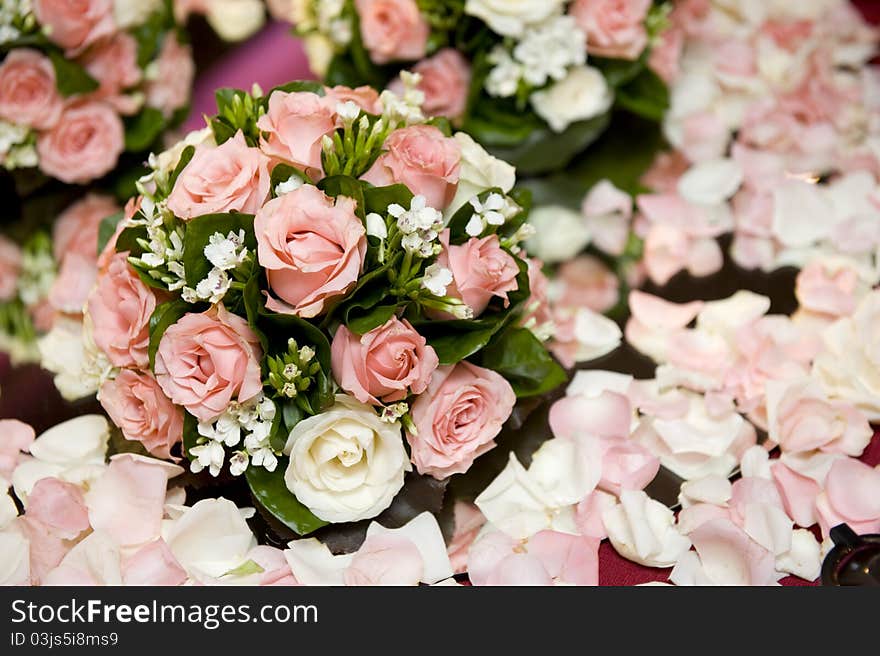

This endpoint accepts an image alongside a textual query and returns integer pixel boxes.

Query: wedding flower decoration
[0,0,193,184]
[271,0,672,174]
[65,78,570,535]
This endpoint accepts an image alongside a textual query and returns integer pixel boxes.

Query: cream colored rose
[464,0,566,37]
[284,395,410,523]
[113,0,162,29]
[206,0,266,42]
[446,132,516,218]
[531,65,613,133]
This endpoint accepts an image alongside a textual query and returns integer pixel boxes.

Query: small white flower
[336,100,361,122]
[390,196,444,256]
[380,402,409,423]
[485,46,523,98]
[365,212,388,239]
[513,15,586,88]
[204,230,247,270]
[190,441,226,477]
[195,267,231,304]
[275,173,305,196]
[421,263,454,297]
[229,451,249,477]
[299,345,315,363]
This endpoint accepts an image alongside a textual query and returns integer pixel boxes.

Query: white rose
[445,132,516,218]
[531,65,613,133]
[113,0,162,30]
[525,204,591,264]
[303,34,336,78]
[206,0,266,42]
[464,0,566,37]
[284,395,410,523]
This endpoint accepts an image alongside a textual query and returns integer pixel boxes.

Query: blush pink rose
[436,230,519,318]
[53,193,119,263]
[391,49,471,123]
[407,361,515,479]
[100,370,184,460]
[570,0,652,60]
[33,0,114,54]
[361,125,461,210]
[154,305,263,422]
[324,85,383,115]
[255,184,366,318]
[354,0,429,65]
[257,90,339,179]
[81,33,142,115]
[49,252,97,315]
[88,251,159,368]
[0,49,63,129]
[167,131,270,219]
[0,235,22,302]
[36,101,124,184]
[332,316,438,405]
[146,36,195,118]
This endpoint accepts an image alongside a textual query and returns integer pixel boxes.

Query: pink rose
[49,252,97,314]
[332,316,439,405]
[53,193,119,263]
[154,305,263,422]
[146,36,195,118]
[649,26,683,83]
[0,235,22,302]
[354,0,429,65]
[167,131,270,220]
[100,369,184,460]
[436,230,519,318]
[81,33,142,115]
[88,251,159,368]
[33,0,114,54]
[256,90,339,179]
[407,361,515,479]
[361,125,461,211]
[323,85,383,115]
[571,0,652,60]
[0,49,63,129]
[255,184,366,318]
[391,49,471,123]
[36,101,124,184]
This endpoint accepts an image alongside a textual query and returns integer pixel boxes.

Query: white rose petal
[525,204,591,264]
[365,212,387,239]
[0,524,29,585]
[603,490,691,568]
[206,0,266,42]
[677,158,744,206]
[775,529,822,581]
[284,538,353,586]
[464,0,566,37]
[679,475,733,508]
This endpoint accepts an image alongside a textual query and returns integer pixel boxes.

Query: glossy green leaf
[363,184,414,216]
[346,303,398,335]
[317,175,367,220]
[96,211,123,257]
[615,68,669,123]
[49,51,98,97]
[477,326,567,398]
[246,457,328,536]
[148,299,192,368]
[125,107,166,152]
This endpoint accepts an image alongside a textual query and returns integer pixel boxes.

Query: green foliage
[181,212,257,288]
[246,458,328,536]
[96,211,124,256]
[48,51,98,97]
[477,327,567,397]
[148,299,193,368]
[124,107,167,152]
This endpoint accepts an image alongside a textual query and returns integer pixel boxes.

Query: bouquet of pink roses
[80,77,566,535]
[274,0,671,175]
[0,0,194,186]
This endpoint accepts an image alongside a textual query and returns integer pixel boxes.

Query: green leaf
[148,299,191,368]
[48,50,98,97]
[124,107,166,153]
[132,3,174,68]
[182,213,257,288]
[246,457,328,536]
[96,211,123,257]
[168,145,195,191]
[182,411,199,459]
[281,401,303,437]
[592,55,647,88]
[422,320,503,365]
[268,80,326,97]
[472,111,613,176]
[477,326,567,398]
[346,303,397,335]
[317,175,367,220]
[115,225,148,257]
[221,560,265,578]
[363,184,414,216]
[210,116,237,145]
[615,68,669,123]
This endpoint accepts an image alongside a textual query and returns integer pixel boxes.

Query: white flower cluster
[0,0,33,44]
[380,72,425,127]
[295,0,351,47]
[465,192,521,237]
[17,242,55,307]
[420,262,454,298]
[389,195,444,258]
[192,396,278,477]
[182,230,250,304]
[0,121,36,170]
[485,15,587,98]
[126,193,189,291]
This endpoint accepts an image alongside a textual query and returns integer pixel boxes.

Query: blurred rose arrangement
[0,0,194,185]
[271,0,671,175]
